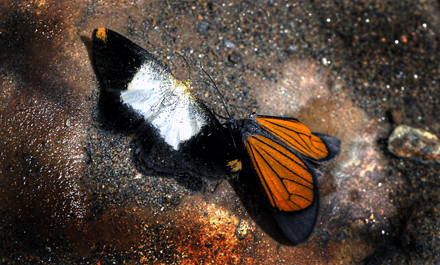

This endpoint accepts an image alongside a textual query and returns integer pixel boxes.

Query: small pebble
[224,38,236,49]
[388,125,440,164]
[235,219,249,240]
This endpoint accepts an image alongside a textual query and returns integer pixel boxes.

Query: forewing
[93,28,241,178]
[244,134,314,212]
[93,28,206,148]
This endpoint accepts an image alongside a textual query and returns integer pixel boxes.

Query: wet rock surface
[1,0,440,264]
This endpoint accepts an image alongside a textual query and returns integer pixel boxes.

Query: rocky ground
[1,0,439,264]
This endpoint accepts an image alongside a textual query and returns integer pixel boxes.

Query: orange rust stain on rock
[171,200,254,264]
[66,191,334,264]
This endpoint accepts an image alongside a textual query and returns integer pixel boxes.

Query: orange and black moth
[92,28,341,244]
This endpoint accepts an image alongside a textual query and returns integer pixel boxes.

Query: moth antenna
[198,66,233,119]
[198,66,239,156]
[173,51,192,81]
[213,111,229,121]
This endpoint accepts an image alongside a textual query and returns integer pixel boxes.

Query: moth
[92,28,340,244]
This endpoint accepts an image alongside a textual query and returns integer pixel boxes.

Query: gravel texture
[1,0,440,264]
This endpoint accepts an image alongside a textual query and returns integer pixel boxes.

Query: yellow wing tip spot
[227,159,242,172]
[96,28,108,42]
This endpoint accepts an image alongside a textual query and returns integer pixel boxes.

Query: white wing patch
[121,61,207,150]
